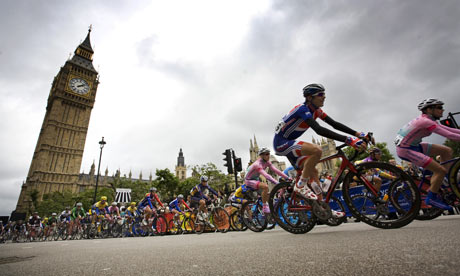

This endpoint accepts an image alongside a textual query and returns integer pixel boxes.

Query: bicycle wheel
[342,162,420,229]
[155,215,168,236]
[182,217,195,234]
[269,181,316,234]
[325,195,347,227]
[168,219,179,235]
[230,211,244,231]
[241,201,267,232]
[193,215,205,234]
[448,158,460,199]
[211,207,230,233]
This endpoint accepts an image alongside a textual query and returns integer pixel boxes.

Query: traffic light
[234,157,243,172]
[223,149,233,174]
[440,118,454,128]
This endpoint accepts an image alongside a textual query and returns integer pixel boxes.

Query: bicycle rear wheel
[413,178,443,220]
[268,181,316,234]
[154,215,168,236]
[342,162,420,229]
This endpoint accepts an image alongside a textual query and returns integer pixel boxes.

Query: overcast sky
[1,0,459,216]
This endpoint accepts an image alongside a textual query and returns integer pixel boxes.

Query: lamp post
[93,137,106,204]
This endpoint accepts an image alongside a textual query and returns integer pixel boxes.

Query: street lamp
[93,137,106,204]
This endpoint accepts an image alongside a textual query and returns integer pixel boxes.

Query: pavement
[1,215,459,275]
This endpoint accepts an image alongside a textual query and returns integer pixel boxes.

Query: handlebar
[336,132,374,161]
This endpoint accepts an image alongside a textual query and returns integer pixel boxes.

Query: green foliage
[190,163,234,192]
[444,139,460,157]
[154,168,180,199]
[339,142,394,165]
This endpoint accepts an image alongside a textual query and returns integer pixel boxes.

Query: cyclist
[395,98,460,210]
[108,202,121,223]
[27,212,42,240]
[229,184,252,206]
[190,176,220,220]
[70,203,86,234]
[273,83,369,218]
[355,147,395,195]
[138,187,164,225]
[169,194,191,215]
[245,147,291,214]
[92,196,110,224]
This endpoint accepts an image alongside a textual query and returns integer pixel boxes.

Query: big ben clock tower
[16,27,99,212]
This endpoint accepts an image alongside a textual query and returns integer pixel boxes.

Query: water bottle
[310,181,322,195]
[321,178,332,193]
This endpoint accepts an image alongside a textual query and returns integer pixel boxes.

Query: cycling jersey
[60,210,71,222]
[355,157,394,179]
[126,206,137,216]
[28,216,41,226]
[244,158,289,189]
[395,114,460,167]
[274,103,356,169]
[190,184,218,201]
[48,217,58,225]
[71,207,86,220]
[138,193,164,209]
[108,206,119,215]
[169,198,191,212]
[92,201,109,215]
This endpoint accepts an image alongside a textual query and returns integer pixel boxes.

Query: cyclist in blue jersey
[138,187,164,224]
[273,83,369,213]
[190,176,220,219]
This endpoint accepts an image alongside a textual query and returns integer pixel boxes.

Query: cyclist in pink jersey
[395,98,460,210]
[245,147,291,213]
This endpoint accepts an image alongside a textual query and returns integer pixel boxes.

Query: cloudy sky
[1,0,459,215]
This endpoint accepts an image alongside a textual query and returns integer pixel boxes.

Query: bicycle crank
[312,201,332,221]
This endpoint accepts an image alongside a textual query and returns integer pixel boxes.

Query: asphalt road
[1,215,459,276]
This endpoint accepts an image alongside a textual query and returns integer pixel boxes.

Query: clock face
[69,78,90,95]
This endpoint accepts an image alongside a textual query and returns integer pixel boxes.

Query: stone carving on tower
[175,148,187,181]
[15,28,100,212]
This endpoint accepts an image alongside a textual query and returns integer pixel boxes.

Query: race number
[394,134,403,146]
[275,121,285,134]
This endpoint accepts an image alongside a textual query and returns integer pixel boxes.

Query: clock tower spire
[15,28,100,213]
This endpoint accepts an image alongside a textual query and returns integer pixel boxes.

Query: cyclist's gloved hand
[346,137,367,151]
[357,131,375,144]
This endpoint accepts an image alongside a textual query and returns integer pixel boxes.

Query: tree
[444,139,460,158]
[154,168,180,200]
[27,189,40,214]
[190,163,234,193]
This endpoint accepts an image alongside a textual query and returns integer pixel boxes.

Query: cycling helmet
[130,202,136,206]
[258,147,270,155]
[51,213,57,216]
[177,194,184,200]
[149,187,157,193]
[76,202,83,207]
[418,98,444,111]
[111,202,117,206]
[101,196,107,201]
[368,147,382,154]
[303,83,325,97]
[200,175,208,182]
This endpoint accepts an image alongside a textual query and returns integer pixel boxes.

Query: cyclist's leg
[300,142,322,184]
[425,143,452,192]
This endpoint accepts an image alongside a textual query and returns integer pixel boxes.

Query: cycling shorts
[229,194,245,204]
[396,143,433,168]
[273,135,309,169]
[244,180,261,190]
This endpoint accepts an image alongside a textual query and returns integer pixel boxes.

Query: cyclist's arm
[207,186,219,197]
[154,194,164,208]
[146,197,154,209]
[268,163,290,180]
[323,115,359,137]
[432,124,460,141]
[258,167,279,184]
[306,118,348,142]
[182,201,191,210]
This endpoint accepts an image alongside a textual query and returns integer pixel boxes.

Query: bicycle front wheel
[211,207,230,233]
[448,158,460,199]
[241,201,267,232]
[342,162,420,229]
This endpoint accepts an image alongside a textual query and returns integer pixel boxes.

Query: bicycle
[226,202,247,231]
[269,134,421,234]
[190,198,230,234]
[240,189,275,232]
[400,158,460,220]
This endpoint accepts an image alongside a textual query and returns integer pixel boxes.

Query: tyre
[211,207,230,233]
[168,219,179,235]
[183,217,195,234]
[342,162,420,229]
[241,201,267,232]
[412,178,444,220]
[448,158,460,199]
[155,215,168,236]
[230,211,245,231]
[268,181,316,234]
[193,217,205,234]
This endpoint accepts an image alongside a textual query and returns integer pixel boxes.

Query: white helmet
[258,147,270,155]
[111,202,117,206]
[200,175,208,182]
[418,98,444,111]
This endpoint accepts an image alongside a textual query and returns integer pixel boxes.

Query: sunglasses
[312,92,326,97]
[433,106,444,110]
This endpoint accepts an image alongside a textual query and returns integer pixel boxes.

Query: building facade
[16,29,101,212]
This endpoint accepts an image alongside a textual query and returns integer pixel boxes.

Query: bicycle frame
[288,145,379,211]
